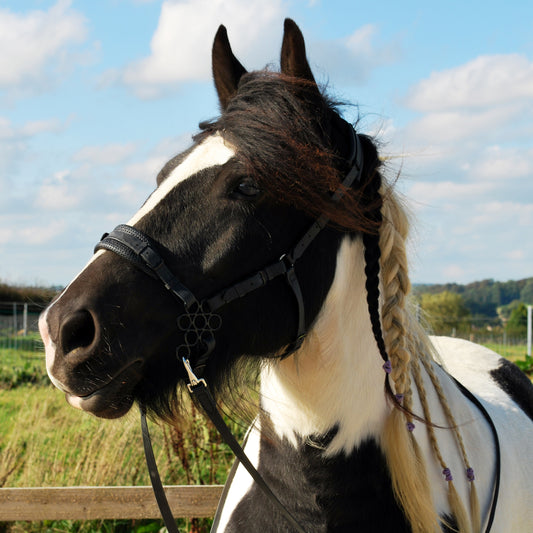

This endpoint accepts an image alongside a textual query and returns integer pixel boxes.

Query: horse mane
[192,69,481,532]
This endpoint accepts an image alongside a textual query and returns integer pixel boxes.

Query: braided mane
[379,188,480,533]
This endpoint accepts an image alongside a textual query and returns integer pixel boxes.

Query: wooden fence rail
[0,485,224,521]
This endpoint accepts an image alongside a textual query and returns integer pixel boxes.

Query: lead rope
[139,359,307,533]
[140,404,180,533]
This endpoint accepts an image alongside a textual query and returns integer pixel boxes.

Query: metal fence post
[527,305,533,357]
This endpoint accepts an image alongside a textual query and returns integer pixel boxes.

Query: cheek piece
[92,125,363,533]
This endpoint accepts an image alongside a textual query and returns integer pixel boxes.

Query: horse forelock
[199,70,383,235]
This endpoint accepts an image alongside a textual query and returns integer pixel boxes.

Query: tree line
[413,277,533,338]
[0,282,59,303]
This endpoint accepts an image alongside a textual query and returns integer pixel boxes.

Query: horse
[39,19,533,533]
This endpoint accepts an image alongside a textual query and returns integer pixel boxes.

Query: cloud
[0,116,67,197]
[0,0,88,96]
[115,0,285,98]
[465,145,533,181]
[405,54,533,113]
[73,142,139,166]
[0,215,66,246]
[34,170,81,210]
[396,53,533,164]
[407,180,495,208]
[310,24,400,86]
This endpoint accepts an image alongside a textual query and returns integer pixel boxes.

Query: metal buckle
[182,357,207,392]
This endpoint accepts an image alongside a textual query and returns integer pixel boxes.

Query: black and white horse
[39,20,533,532]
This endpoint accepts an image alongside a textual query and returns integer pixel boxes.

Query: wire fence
[0,301,45,352]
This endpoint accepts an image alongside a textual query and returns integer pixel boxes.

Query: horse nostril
[60,310,97,356]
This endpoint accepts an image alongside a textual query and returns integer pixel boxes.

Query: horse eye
[236,180,261,197]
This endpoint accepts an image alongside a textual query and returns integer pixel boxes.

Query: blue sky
[1,0,532,287]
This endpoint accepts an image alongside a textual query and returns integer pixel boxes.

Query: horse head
[39,19,381,420]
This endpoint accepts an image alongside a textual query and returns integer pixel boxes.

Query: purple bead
[395,393,404,402]
[443,468,453,482]
[382,361,392,374]
[407,422,415,432]
[466,468,475,482]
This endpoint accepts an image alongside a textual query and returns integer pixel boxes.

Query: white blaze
[128,132,235,226]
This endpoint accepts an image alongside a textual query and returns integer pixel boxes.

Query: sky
[0,0,532,287]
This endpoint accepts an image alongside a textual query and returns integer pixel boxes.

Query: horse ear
[280,18,317,85]
[212,25,247,110]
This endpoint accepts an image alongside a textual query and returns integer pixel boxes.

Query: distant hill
[413,277,533,319]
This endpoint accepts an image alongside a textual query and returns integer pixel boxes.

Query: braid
[363,232,387,362]
[361,171,396,403]
[371,179,480,532]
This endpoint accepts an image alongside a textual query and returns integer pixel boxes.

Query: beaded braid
[379,188,415,421]
[363,178,481,532]
[361,173,395,393]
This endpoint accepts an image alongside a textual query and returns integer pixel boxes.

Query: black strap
[141,360,306,533]
[452,377,500,533]
[96,225,198,310]
[185,370,306,533]
[140,405,180,533]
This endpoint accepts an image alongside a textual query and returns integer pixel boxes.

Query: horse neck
[260,236,390,455]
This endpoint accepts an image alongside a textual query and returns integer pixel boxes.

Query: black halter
[95,126,363,378]
[93,126,364,533]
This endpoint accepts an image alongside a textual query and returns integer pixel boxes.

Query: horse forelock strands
[201,71,383,234]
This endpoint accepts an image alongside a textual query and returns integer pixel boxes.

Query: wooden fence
[0,485,223,522]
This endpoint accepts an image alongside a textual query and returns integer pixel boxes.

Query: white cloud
[0,116,67,195]
[117,0,285,98]
[471,201,533,228]
[73,142,138,166]
[466,145,533,181]
[0,1,88,95]
[0,216,66,246]
[396,53,533,173]
[309,24,399,86]
[405,54,533,113]
[34,170,80,210]
[407,180,495,208]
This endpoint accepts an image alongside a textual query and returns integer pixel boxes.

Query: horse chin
[64,360,143,419]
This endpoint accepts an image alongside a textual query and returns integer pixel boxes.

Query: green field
[0,338,530,532]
